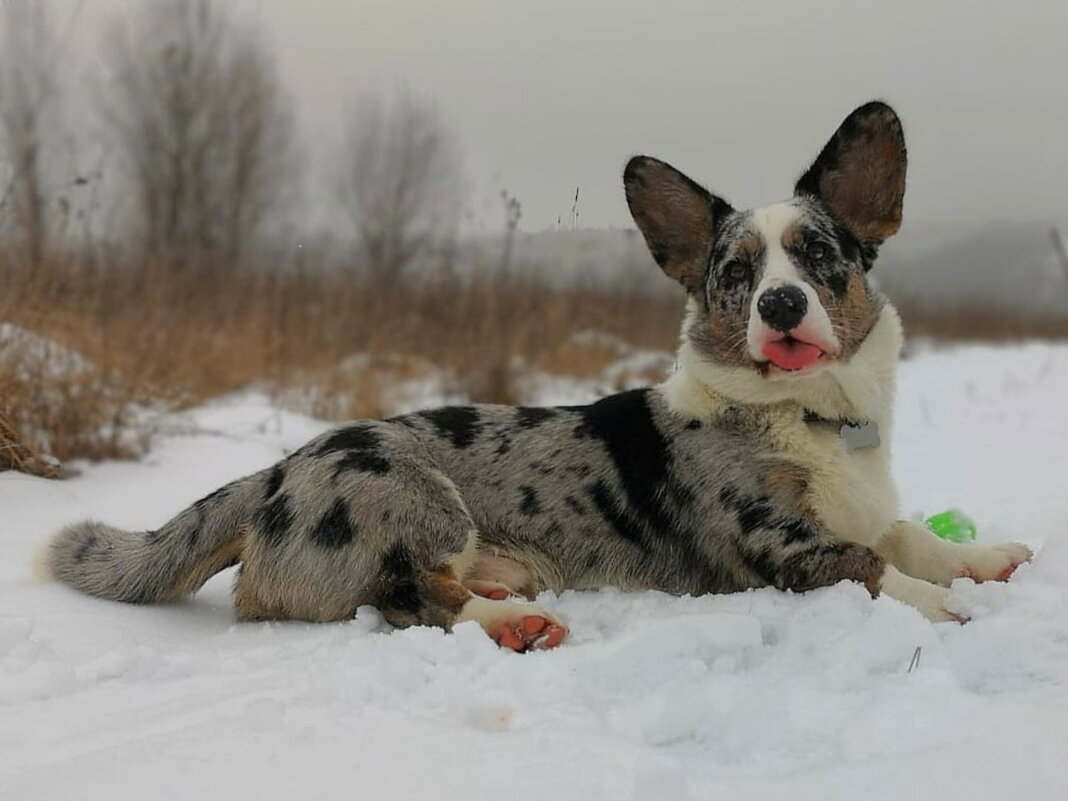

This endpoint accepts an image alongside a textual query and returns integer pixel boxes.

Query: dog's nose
[757,286,807,332]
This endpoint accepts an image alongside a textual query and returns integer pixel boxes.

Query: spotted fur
[43,102,1031,637]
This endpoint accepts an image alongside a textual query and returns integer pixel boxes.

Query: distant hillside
[878,222,1068,318]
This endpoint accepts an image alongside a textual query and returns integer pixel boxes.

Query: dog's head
[625,101,906,381]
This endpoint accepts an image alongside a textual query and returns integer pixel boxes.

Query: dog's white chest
[778,418,898,547]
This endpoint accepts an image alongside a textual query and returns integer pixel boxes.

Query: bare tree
[499,189,521,272]
[0,2,59,268]
[103,0,293,268]
[338,93,465,280]
[1052,228,1068,289]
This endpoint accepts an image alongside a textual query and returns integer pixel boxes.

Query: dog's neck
[659,301,904,433]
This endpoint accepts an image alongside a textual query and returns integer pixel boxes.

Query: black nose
[757,286,808,332]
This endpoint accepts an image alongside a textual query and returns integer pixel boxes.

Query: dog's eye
[724,261,750,282]
[805,241,829,262]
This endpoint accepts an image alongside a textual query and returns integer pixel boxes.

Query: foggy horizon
[24,0,1068,242]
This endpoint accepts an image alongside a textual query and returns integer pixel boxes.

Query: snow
[3,343,1068,801]
[0,323,95,380]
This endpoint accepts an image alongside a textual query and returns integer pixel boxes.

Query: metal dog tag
[841,420,880,453]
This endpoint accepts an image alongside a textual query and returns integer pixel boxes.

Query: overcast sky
[43,0,1068,236]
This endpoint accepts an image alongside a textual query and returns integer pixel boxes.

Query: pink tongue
[762,339,822,371]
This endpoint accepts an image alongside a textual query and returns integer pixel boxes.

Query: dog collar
[803,410,881,453]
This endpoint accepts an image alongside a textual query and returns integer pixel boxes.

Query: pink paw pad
[995,560,1025,582]
[494,615,567,652]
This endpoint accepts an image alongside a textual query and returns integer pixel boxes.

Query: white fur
[663,302,903,546]
[660,299,1032,621]
[665,297,903,428]
[879,565,958,622]
[877,520,1033,586]
[30,536,55,583]
[745,202,838,360]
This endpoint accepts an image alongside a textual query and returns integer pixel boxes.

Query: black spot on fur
[578,390,673,536]
[741,546,779,586]
[564,495,587,516]
[335,450,391,476]
[737,497,774,535]
[73,532,100,563]
[317,425,391,476]
[495,438,511,456]
[721,487,818,545]
[823,269,849,297]
[519,485,542,516]
[310,498,356,550]
[317,425,382,456]
[516,407,557,429]
[781,518,818,545]
[382,543,414,578]
[588,479,648,550]
[379,544,421,614]
[685,419,702,430]
[418,407,481,449]
[255,492,293,548]
[264,465,285,499]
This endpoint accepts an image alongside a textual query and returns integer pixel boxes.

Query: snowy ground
[2,343,1068,801]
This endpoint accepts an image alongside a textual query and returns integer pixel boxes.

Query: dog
[43,102,1032,651]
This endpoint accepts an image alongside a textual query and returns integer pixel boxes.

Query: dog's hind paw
[456,596,568,652]
[495,615,568,652]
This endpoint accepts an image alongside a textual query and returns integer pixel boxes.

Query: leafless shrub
[0,1,61,268]
[338,93,465,280]
[0,320,145,476]
[103,0,294,268]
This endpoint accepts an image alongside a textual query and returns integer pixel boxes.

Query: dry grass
[896,302,1068,342]
[0,257,683,474]
[4,255,1066,478]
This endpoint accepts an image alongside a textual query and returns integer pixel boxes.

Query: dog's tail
[42,468,273,604]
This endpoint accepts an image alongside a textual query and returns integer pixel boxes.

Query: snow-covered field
[2,343,1068,801]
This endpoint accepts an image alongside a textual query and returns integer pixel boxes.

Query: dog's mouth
[760,333,834,373]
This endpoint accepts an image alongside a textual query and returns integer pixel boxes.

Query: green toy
[924,508,978,543]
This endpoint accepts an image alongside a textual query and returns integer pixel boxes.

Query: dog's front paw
[915,582,969,624]
[958,542,1033,583]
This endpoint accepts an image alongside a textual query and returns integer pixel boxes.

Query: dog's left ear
[795,101,907,247]
[624,156,733,294]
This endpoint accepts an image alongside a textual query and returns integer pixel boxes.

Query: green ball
[924,509,978,543]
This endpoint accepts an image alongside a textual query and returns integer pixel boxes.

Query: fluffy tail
[44,469,271,604]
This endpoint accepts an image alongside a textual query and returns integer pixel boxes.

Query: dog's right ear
[624,156,732,294]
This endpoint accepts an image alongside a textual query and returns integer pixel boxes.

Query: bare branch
[102,0,294,268]
[0,1,69,266]
[338,93,465,280]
